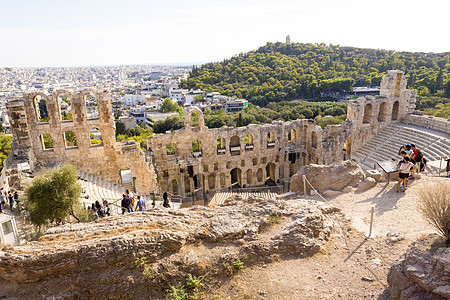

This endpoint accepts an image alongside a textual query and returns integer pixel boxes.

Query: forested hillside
[181,42,450,106]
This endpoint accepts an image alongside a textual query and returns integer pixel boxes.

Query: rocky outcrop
[387,235,450,300]
[0,197,337,299]
[290,160,365,194]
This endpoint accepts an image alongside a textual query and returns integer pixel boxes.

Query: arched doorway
[266,163,276,184]
[392,101,399,120]
[363,103,372,124]
[378,102,388,122]
[230,168,242,188]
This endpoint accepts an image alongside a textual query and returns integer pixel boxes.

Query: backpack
[415,150,423,163]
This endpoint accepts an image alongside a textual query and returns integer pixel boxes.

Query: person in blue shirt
[135,196,146,211]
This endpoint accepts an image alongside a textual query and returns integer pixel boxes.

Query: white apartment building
[122,94,145,106]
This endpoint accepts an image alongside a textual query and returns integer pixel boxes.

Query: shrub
[233,259,244,270]
[417,183,450,242]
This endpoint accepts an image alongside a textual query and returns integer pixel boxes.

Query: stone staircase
[352,123,450,171]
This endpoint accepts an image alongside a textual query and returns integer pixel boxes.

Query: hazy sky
[1,0,449,67]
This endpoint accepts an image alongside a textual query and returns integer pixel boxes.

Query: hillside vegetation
[181,42,450,107]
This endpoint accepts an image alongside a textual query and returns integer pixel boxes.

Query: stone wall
[403,113,449,135]
[6,90,157,194]
[148,70,416,195]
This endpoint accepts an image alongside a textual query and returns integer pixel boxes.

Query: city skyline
[1,0,449,67]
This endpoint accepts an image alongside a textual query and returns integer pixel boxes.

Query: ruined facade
[148,70,416,196]
[6,89,157,193]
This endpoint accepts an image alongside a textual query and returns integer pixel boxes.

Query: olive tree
[24,164,82,227]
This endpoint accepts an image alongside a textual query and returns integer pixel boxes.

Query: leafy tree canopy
[24,164,82,227]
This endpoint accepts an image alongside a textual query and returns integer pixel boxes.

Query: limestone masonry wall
[6,70,416,196]
[6,90,157,194]
[403,114,449,135]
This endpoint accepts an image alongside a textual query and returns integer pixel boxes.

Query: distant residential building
[145,112,179,126]
[225,99,248,113]
[210,103,225,112]
[122,94,145,106]
[129,107,146,124]
[169,89,187,104]
[118,116,137,129]
[185,90,205,105]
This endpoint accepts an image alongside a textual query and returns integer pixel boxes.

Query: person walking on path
[121,194,131,215]
[0,188,4,213]
[163,191,172,208]
[8,191,14,212]
[135,196,146,211]
[397,156,417,192]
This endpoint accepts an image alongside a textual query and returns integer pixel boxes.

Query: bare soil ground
[207,175,444,300]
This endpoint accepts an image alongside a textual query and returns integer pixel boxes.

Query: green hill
[181,42,450,106]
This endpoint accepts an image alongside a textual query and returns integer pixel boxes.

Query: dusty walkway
[211,175,446,300]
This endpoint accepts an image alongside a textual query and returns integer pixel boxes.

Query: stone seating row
[353,123,450,171]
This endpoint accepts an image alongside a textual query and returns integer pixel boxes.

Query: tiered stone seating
[353,122,450,171]
[208,191,278,207]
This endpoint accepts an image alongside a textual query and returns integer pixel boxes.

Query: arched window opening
[245,134,253,150]
[217,137,226,154]
[247,169,252,185]
[41,133,54,150]
[230,168,242,188]
[85,93,98,119]
[171,180,178,194]
[378,102,388,122]
[363,103,372,124]
[230,135,240,155]
[208,174,215,190]
[58,93,73,121]
[267,132,275,148]
[392,101,399,120]
[257,168,263,182]
[184,177,191,193]
[266,163,276,183]
[288,129,296,143]
[34,95,49,123]
[64,131,78,148]
[90,128,103,146]
[311,131,318,149]
[166,142,176,155]
[192,139,201,155]
[190,112,199,128]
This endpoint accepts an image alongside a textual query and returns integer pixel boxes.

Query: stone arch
[378,102,388,122]
[246,169,252,185]
[288,128,296,143]
[166,142,176,155]
[184,177,191,193]
[64,130,78,148]
[267,131,275,147]
[56,90,73,122]
[244,133,254,150]
[190,112,199,128]
[230,168,242,188]
[82,90,98,119]
[217,137,226,154]
[363,103,372,124]
[392,101,399,120]
[171,179,178,194]
[33,94,49,123]
[230,135,241,155]
[311,131,318,148]
[41,133,54,150]
[266,163,276,183]
[208,174,216,190]
[89,128,103,146]
[192,139,201,154]
[257,168,263,182]
[184,106,205,130]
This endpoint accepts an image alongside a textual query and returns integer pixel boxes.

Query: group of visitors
[396,143,427,192]
[88,200,111,218]
[0,188,19,214]
[121,189,164,215]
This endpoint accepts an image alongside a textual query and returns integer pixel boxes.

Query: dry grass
[417,182,450,241]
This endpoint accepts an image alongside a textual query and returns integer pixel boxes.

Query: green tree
[0,134,12,169]
[24,164,82,227]
[115,121,126,136]
[160,98,180,113]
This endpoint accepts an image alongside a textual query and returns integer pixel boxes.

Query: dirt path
[210,175,445,300]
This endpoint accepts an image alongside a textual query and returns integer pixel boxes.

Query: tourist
[398,144,413,157]
[121,194,131,215]
[135,196,146,211]
[126,189,135,212]
[0,188,4,213]
[397,156,416,192]
[8,191,14,212]
[410,144,427,173]
[163,191,172,208]
[445,156,450,177]
[100,200,110,217]
[13,191,20,213]
[151,200,157,209]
